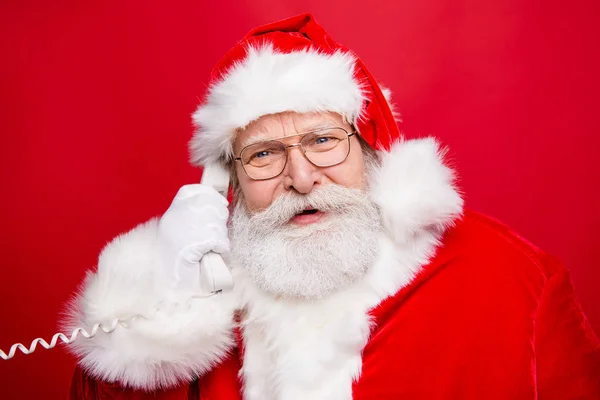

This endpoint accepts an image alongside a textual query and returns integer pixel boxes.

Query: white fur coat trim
[190,44,364,166]
[65,137,463,392]
[64,218,238,390]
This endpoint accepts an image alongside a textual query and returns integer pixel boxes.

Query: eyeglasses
[234,127,356,180]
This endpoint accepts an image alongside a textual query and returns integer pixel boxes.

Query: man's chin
[233,228,378,301]
[244,259,367,301]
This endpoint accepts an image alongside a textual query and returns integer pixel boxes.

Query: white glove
[157,184,230,293]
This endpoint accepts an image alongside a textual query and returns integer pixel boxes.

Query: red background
[1,1,599,398]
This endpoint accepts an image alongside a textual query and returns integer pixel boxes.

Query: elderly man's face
[234,111,367,213]
[230,111,381,299]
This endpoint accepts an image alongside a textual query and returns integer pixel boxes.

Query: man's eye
[254,151,271,158]
[313,135,341,146]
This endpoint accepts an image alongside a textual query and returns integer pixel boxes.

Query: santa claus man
[66,13,600,400]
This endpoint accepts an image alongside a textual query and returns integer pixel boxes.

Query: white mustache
[247,185,374,228]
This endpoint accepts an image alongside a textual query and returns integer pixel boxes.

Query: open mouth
[297,208,319,216]
[291,208,324,225]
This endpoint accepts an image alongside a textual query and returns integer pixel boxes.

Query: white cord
[0,292,218,361]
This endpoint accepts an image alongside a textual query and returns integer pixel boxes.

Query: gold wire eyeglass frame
[234,127,357,181]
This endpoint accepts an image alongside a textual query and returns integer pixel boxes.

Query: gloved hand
[157,184,230,293]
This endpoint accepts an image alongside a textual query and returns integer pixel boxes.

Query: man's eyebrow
[239,123,339,148]
[299,123,338,132]
[240,133,276,148]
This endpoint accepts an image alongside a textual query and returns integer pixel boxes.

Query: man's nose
[283,147,322,194]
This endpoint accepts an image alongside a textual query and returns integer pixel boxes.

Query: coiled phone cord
[0,292,218,360]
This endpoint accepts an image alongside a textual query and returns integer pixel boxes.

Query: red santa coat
[70,211,600,399]
[67,140,600,400]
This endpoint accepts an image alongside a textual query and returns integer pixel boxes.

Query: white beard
[230,184,383,300]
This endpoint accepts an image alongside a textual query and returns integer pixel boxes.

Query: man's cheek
[244,191,271,213]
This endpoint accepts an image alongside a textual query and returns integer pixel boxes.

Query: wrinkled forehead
[233,111,351,153]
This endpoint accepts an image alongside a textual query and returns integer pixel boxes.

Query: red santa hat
[190,13,400,167]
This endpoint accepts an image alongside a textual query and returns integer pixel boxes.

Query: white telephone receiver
[198,163,234,294]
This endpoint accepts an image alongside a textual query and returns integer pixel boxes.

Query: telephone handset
[0,163,234,361]
[198,163,234,294]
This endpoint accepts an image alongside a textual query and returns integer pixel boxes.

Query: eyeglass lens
[240,128,351,180]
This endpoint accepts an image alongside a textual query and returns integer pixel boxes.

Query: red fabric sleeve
[535,268,600,399]
[69,366,192,400]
